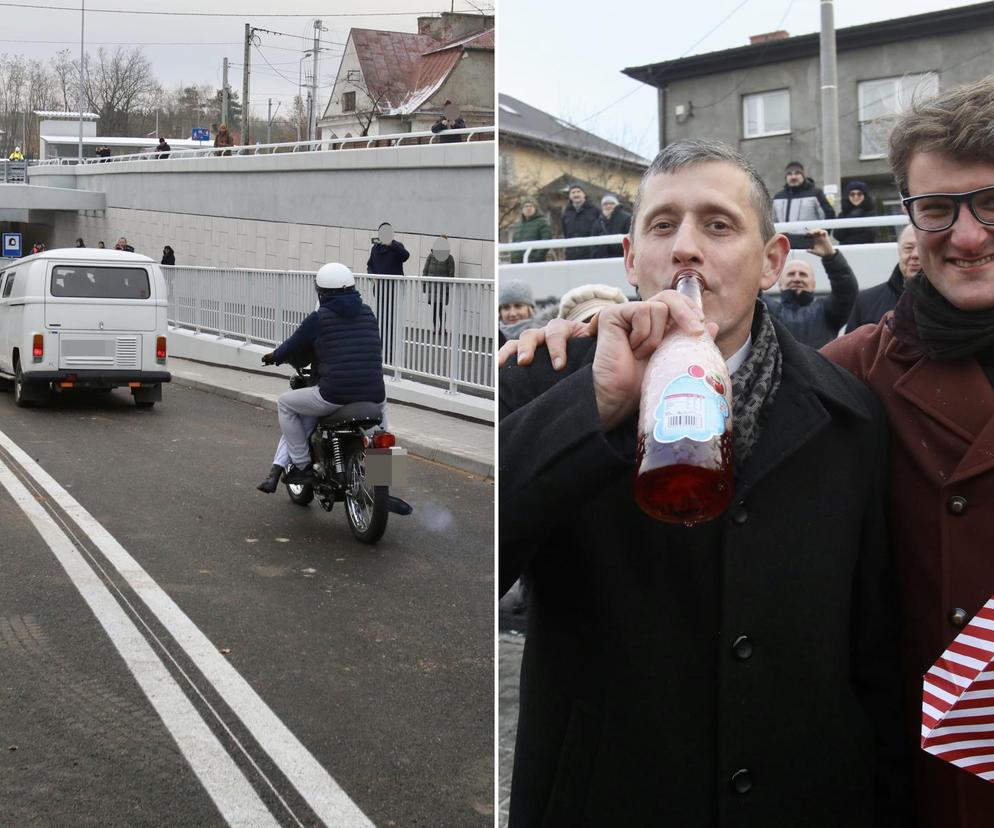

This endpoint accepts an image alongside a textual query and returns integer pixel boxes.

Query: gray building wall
[26,141,495,277]
[659,26,994,202]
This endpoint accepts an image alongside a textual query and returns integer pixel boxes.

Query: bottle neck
[675,272,704,310]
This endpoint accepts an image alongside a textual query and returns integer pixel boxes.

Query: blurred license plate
[365,447,408,486]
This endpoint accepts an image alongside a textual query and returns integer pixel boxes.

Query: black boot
[256,464,284,493]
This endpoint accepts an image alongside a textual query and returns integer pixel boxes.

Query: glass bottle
[633,271,734,525]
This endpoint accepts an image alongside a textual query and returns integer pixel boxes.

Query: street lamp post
[78,0,85,163]
[298,51,313,143]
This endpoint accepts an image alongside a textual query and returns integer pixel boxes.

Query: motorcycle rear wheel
[343,443,388,544]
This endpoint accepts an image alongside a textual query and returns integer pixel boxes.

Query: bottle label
[653,365,730,444]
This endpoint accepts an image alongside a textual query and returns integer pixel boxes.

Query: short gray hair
[630,139,776,243]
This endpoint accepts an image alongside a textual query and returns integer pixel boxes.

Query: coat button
[732,635,753,660]
[948,496,968,515]
[730,769,752,794]
[950,608,970,628]
[732,503,748,525]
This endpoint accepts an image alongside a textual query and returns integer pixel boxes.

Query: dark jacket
[156,140,171,160]
[823,311,994,828]
[511,211,552,264]
[561,200,602,260]
[835,202,877,246]
[846,265,905,331]
[499,319,911,827]
[422,253,454,302]
[272,289,384,404]
[161,248,175,266]
[592,207,631,259]
[772,177,836,225]
[763,250,858,348]
[431,116,466,143]
[366,240,410,276]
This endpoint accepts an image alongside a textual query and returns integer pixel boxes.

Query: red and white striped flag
[922,596,994,782]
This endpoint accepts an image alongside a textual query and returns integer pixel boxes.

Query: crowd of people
[499,75,994,827]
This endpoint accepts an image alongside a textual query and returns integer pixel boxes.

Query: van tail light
[372,431,396,449]
[156,336,167,362]
[32,334,43,361]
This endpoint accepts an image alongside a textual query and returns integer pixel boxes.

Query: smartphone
[787,233,815,250]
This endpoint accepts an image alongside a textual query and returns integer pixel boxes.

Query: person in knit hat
[498,280,540,346]
[510,197,552,263]
[592,194,632,259]
[557,283,628,323]
[771,160,835,248]
[834,180,878,246]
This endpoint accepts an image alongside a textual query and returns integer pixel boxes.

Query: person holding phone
[762,227,858,348]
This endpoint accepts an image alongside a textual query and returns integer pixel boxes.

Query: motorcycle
[283,367,412,544]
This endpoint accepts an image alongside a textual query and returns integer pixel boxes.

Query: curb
[170,373,494,481]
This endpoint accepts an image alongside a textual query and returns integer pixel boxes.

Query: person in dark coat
[156,137,171,160]
[561,184,602,260]
[214,123,234,157]
[834,180,877,245]
[422,236,454,333]
[430,108,467,144]
[510,198,552,263]
[366,221,410,365]
[74,237,85,248]
[161,245,176,266]
[592,193,631,258]
[762,228,858,347]
[500,139,911,827]
[846,224,919,330]
[257,262,384,492]
[772,161,836,248]
[823,78,994,825]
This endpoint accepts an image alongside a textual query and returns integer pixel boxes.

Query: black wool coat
[499,319,913,827]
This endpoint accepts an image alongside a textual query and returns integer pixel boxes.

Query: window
[1,272,13,298]
[346,70,362,83]
[50,266,150,300]
[858,73,938,159]
[742,89,790,139]
[342,91,356,113]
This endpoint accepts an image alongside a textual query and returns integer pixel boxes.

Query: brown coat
[823,316,994,828]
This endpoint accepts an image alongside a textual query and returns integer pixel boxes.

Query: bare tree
[83,47,161,135]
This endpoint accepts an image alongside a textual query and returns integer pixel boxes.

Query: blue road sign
[3,232,21,257]
[191,128,210,141]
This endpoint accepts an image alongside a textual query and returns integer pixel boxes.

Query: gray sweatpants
[273,386,388,468]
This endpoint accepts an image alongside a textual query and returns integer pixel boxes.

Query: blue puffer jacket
[272,289,385,404]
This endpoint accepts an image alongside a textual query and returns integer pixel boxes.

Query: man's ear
[623,235,638,290]
[762,233,790,291]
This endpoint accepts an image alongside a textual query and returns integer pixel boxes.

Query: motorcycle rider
[257,263,386,493]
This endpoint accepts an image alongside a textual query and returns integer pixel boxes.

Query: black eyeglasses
[901,185,994,232]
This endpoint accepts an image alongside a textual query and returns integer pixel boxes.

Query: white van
[0,248,171,407]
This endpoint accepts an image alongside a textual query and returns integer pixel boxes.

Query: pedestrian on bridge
[8,146,23,161]
[161,245,175,266]
[214,123,234,157]
[156,137,171,160]
[367,222,410,365]
[422,236,454,334]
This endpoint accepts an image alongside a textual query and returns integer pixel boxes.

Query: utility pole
[267,98,272,145]
[222,57,229,127]
[242,23,252,145]
[819,0,841,211]
[309,19,321,144]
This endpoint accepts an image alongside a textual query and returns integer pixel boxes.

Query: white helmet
[315,262,354,290]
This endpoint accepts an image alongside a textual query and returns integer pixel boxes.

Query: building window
[342,91,356,113]
[742,89,790,139]
[347,70,362,83]
[858,73,938,159]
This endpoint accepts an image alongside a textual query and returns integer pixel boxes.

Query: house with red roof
[318,12,494,140]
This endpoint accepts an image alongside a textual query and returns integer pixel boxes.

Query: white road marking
[0,428,376,828]
[0,455,280,828]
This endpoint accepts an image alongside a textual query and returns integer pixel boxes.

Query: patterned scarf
[731,301,782,469]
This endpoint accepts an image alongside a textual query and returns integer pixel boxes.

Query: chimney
[749,30,789,45]
[418,12,494,42]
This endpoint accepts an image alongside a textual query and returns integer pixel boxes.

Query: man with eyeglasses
[821,77,994,826]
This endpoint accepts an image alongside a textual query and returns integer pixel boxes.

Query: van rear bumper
[25,370,172,385]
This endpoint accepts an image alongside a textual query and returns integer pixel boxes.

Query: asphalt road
[0,381,493,828]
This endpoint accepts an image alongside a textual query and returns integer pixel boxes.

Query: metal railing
[164,266,495,395]
[34,127,495,167]
[0,159,28,182]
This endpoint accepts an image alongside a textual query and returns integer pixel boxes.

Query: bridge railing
[33,127,495,167]
[163,266,495,396]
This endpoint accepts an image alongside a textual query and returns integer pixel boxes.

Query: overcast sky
[499,0,991,158]
[0,0,492,118]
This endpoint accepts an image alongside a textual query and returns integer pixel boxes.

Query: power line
[0,2,461,17]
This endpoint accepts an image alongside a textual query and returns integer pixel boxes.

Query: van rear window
[51,266,151,299]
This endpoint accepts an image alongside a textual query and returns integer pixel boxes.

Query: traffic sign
[191,128,210,141]
[3,232,21,257]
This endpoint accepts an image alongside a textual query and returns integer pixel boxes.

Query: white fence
[34,128,495,167]
[499,214,910,300]
[164,266,495,395]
